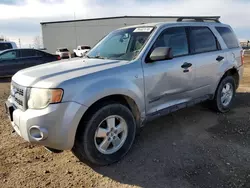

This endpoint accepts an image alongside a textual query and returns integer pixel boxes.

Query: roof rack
[177,16,221,23]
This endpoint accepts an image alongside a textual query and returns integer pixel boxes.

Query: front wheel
[212,76,236,113]
[72,103,136,165]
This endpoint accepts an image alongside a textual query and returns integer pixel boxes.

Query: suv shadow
[90,92,250,188]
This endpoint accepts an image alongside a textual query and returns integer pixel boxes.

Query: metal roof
[40,15,220,25]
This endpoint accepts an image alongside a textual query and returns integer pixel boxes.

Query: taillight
[56,55,61,60]
[241,50,244,65]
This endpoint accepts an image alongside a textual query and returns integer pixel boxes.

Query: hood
[12,58,128,88]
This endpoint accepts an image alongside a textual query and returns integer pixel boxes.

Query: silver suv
[5,17,244,165]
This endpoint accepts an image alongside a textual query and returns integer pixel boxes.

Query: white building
[41,16,218,53]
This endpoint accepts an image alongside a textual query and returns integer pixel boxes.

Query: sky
[0,0,249,47]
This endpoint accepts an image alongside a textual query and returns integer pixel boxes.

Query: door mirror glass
[148,47,173,62]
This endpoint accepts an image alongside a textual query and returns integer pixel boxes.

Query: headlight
[27,88,63,109]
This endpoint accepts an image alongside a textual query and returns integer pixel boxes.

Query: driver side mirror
[147,47,173,62]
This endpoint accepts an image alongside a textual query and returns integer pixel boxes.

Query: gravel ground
[1,59,250,188]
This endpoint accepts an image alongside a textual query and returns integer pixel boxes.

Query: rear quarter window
[215,27,239,49]
[35,50,46,57]
[42,51,53,57]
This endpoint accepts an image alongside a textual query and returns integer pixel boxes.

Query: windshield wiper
[86,55,106,59]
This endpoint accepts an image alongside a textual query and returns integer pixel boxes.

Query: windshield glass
[59,48,69,52]
[87,27,154,61]
[81,46,91,50]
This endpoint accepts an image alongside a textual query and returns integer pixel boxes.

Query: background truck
[73,45,91,57]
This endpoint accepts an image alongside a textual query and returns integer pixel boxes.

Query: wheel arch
[222,67,239,88]
[75,94,143,136]
[213,67,239,99]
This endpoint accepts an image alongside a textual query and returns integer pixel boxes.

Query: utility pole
[19,38,21,48]
[74,12,78,47]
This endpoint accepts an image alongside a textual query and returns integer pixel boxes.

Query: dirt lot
[1,58,250,188]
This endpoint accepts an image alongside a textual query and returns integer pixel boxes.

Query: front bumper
[5,96,87,150]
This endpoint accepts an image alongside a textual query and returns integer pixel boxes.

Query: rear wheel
[72,103,136,165]
[211,76,236,112]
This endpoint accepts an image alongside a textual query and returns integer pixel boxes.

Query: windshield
[87,27,154,61]
[59,48,69,52]
[81,46,91,50]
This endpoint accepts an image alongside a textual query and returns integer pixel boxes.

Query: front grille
[11,82,26,111]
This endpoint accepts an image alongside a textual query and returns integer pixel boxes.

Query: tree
[33,36,43,49]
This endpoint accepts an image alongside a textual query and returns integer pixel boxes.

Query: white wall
[41,17,177,53]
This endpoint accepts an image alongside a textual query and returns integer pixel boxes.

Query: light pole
[19,38,21,48]
[74,12,78,48]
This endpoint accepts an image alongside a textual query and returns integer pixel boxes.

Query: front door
[142,27,195,115]
[19,49,42,69]
[0,50,20,77]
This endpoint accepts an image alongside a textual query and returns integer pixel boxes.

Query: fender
[72,77,146,119]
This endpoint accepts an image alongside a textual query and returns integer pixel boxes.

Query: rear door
[187,26,226,98]
[19,49,41,69]
[0,50,20,77]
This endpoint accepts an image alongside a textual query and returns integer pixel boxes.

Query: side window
[215,27,239,49]
[20,49,36,58]
[190,27,218,54]
[0,51,17,60]
[153,27,189,57]
[133,35,148,51]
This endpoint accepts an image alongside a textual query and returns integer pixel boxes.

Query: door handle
[216,56,224,62]
[181,62,192,69]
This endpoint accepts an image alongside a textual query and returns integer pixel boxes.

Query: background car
[0,48,60,77]
[0,41,17,52]
[55,48,70,59]
[242,46,250,56]
[73,45,91,57]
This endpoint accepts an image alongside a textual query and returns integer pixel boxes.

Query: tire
[72,103,136,165]
[211,76,236,113]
